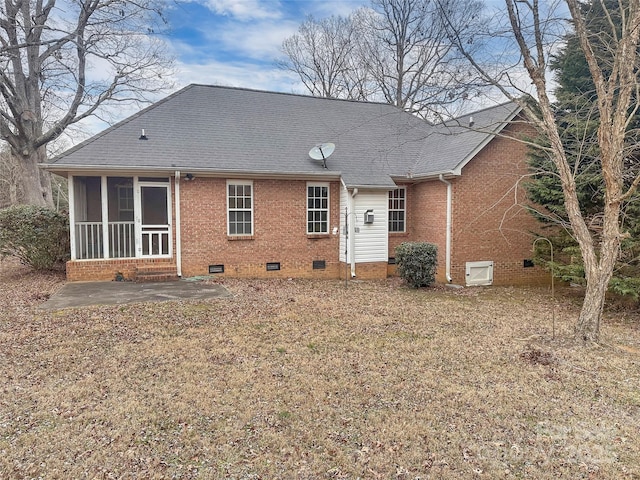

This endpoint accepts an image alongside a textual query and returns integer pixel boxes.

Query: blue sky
[163,0,367,93]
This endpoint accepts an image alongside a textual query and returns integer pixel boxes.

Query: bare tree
[442,0,640,342]
[281,0,482,118]
[354,0,479,117]
[0,0,174,207]
[280,15,372,100]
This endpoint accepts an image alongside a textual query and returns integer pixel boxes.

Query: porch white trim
[68,174,174,262]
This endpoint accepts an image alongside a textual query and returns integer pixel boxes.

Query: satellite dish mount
[308,142,335,169]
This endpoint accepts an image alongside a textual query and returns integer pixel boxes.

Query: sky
[163,0,366,94]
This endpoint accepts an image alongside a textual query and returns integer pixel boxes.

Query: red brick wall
[409,181,449,282]
[448,121,547,285]
[387,181,449,282]
[387,122,548,286]
[179,178,343,279]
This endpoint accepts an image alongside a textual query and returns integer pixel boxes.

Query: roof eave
[395,170,460,182]
[41,163,342,181]
[343,183,398,190]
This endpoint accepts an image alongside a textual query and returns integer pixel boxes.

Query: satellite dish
[309,142,335,169]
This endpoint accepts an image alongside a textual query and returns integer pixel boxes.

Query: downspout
[350,188,358,277]
[438,174,453,283]
[174,171,182,278]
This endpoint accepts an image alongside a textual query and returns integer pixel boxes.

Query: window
[389,187,406,232]
[227,181,253,235]
[117,185,134,221]
[307,183,329,234]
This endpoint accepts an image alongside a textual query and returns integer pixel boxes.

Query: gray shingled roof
[47,84,520,188]
[411,102,522,178]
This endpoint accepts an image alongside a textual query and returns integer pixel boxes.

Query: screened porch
[70,176,171,261]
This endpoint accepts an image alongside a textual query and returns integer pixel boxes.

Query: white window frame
[227,180,254,236]
[117,184,134,218]
[307,182,330,234]
[389,187,406,233]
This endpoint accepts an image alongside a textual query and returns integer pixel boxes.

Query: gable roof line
[449,103,523,175]
[437,100,519,127]
[44,85,522,186]
[187,83,400,109]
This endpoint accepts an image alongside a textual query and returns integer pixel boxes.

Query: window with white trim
[227,181,253,235]
[389,187,406,232]
[117,185,134,220]
[307,183,329,234]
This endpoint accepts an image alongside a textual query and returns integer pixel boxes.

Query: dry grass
[1,258,639,479]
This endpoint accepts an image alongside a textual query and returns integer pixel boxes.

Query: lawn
[1,259,639,479]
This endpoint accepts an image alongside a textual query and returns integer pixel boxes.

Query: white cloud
[303,0,364,18]
[174,58,304,93]
[203,0,283,20]
[213,19,299,59]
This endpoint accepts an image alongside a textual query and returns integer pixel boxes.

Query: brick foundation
[67,258,176,282]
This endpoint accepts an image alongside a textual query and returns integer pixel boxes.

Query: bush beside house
[395,242,438,288]
[0,205,70,270]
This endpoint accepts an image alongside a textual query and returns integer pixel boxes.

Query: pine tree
[527,0,640,300]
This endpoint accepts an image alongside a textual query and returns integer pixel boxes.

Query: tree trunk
[575,270,609,342]
[574,195,620,343]
[18,148,53,207]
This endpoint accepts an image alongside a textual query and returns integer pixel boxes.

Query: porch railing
[109,221,135,258]
[141,225,170,256]
[75,221,136,260]
[75,222,103,260]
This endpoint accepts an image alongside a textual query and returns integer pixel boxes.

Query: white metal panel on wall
[353,190,388,263]
[465,261,494,286]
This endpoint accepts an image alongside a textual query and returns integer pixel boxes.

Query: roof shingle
[49,84,520,187]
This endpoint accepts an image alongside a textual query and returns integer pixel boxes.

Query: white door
[466,261,493,286]
[136,183,172,257]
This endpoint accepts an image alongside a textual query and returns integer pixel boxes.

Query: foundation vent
[209,264,224,274]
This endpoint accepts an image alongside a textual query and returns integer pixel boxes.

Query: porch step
[135,264,178,283]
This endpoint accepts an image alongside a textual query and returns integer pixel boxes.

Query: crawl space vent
[312,260,326,270]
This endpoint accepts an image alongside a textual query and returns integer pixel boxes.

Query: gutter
[40,163,341,180]
[438,174,453,283]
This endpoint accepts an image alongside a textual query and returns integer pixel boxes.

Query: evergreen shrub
[0,205,70,270]
[395,242,438,288]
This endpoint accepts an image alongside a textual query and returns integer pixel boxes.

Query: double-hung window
[117,185,134,221]
[389,187,406,232]
[307,183,329,234]
[227,181,253,236]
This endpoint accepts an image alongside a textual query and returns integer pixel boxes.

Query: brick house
[44,84,546,285]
